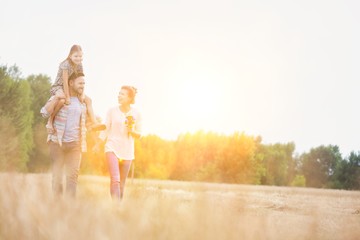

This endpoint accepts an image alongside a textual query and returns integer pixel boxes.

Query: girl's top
[50,59,83,94]
[99,106,142,160]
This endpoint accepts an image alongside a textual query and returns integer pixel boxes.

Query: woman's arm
[128,129,141,139]
[130,111,142,139]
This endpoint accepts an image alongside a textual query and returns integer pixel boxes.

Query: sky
[1,0,360,156]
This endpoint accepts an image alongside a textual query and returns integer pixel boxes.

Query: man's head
[69,72,85,96]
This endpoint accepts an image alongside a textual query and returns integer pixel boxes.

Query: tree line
[1,64,359,190]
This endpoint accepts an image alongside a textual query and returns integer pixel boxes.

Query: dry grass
[0,173,359,240]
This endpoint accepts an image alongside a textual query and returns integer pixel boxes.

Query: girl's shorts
[50,86,64,96]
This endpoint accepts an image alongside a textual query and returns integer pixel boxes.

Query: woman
[97,86,142,200]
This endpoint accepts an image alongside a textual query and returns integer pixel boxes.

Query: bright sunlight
[168,72,222,133]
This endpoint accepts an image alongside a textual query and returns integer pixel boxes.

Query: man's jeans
[106,152,132,200]
[49,141,81,198]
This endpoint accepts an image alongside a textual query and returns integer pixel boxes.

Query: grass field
[0,173,359,240]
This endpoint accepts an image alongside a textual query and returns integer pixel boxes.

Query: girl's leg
[119,160,132,199]
[41,89,65,117]
[43,89,66,133]
[47,98,66,133]
[41,96,59,118]
[106,152,121,200]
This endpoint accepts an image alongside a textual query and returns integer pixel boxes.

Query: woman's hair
[121,85,138,104]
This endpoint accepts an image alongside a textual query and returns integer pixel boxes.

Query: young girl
[41,44,102,132]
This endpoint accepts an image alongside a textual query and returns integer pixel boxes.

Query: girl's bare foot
[46,119,55,134]
[46,124,55,134]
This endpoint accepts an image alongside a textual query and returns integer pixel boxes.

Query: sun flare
[169,74,221,133]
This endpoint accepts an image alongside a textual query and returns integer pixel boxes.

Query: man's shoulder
[68,97,86,108]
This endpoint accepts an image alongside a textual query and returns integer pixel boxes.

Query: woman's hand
[127,128,141,139]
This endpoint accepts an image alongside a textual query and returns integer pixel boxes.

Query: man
[45,72,87,198]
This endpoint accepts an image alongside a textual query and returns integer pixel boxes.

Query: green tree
[171,132,198,180]
[300,145,342,188]
[27,74,52,172]
[135,134,175,179]
[256,142,295,186]
[290,175,306,187]
[0,65,33,171]
[332,152,360,190]
[217,132,258,184]
[0,115,21,170]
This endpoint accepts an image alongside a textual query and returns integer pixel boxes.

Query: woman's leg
[106,152,121,200]
[119,160,132,199]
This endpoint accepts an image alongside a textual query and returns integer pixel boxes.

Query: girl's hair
[65,44,83,72]
[67,45,82,59]
[121,86,138,104]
